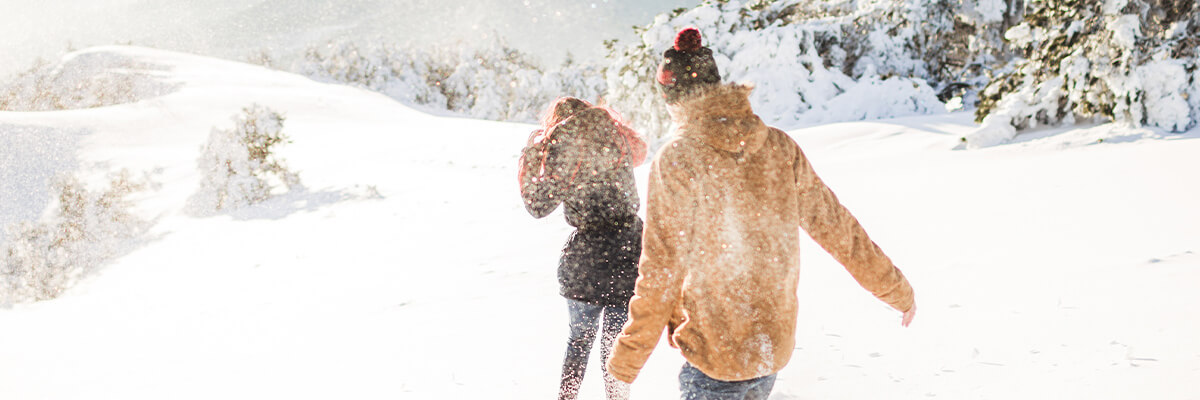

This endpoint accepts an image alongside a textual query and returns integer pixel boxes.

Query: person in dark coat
[518,97,647,400]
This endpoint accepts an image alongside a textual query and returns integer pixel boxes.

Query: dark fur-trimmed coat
[519,107,647,307]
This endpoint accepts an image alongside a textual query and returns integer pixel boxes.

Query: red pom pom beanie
[657,28,721,104]
[674,28,703,52]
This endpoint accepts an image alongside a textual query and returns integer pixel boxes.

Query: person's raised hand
[901,304,916,327]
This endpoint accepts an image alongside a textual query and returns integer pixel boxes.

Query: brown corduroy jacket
[606,83,915,383]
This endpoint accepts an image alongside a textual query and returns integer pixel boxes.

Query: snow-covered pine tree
[968,0,1200,147]
[603,0,1016,146]
[932,0,1026,106]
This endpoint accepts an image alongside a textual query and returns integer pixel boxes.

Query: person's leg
[742,373,777,400]
[678,363,777,400]
[560,299,603,400]
[679,363,747,400]
[599,305,631,400]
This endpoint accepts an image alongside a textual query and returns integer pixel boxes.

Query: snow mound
[797,75,946,125]
[0,47,182,111]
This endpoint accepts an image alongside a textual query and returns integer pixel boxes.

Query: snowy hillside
[1,47,1198,399]
[0,0,697,78]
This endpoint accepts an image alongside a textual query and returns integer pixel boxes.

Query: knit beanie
[656,28,721,104]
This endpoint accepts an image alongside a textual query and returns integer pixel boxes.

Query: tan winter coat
[606,83,914,383]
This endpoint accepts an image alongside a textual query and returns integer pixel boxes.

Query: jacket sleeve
[518,129,568,218]
[793,144,915,312]
[607,149,693,383]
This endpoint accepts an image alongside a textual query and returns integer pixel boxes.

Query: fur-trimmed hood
[669,83,769,156]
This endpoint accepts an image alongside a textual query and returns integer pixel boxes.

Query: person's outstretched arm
[607,148,695,383]
[792,142,916,321]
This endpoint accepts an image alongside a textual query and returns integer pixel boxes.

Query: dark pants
[679,363,777,400]
[560,299,630,400]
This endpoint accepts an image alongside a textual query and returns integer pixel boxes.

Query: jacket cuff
[888,280,915,313]
[606,358,639,384]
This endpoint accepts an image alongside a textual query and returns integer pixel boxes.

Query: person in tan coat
[606,28,917,399]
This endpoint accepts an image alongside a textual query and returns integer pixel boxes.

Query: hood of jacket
[669,83,769,156]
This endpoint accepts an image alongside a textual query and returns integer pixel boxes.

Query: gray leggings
[559,298,629,400]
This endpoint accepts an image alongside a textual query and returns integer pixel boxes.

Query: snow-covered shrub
[245,49,278,69]
[1,171,149,304]
[968,0,1200,148]
[603,0,1022,143]
[298,41,450,108]
[192,105,300,212]
[0,48,178,111]
[295,40,606,123]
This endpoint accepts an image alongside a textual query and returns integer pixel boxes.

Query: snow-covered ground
[1,47,1198,399]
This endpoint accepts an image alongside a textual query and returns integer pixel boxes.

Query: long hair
[541,97,591,129]
[539,96,648,167]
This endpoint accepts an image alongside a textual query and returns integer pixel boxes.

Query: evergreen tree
[968,0,1200,147]
[603,0,1015,145]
